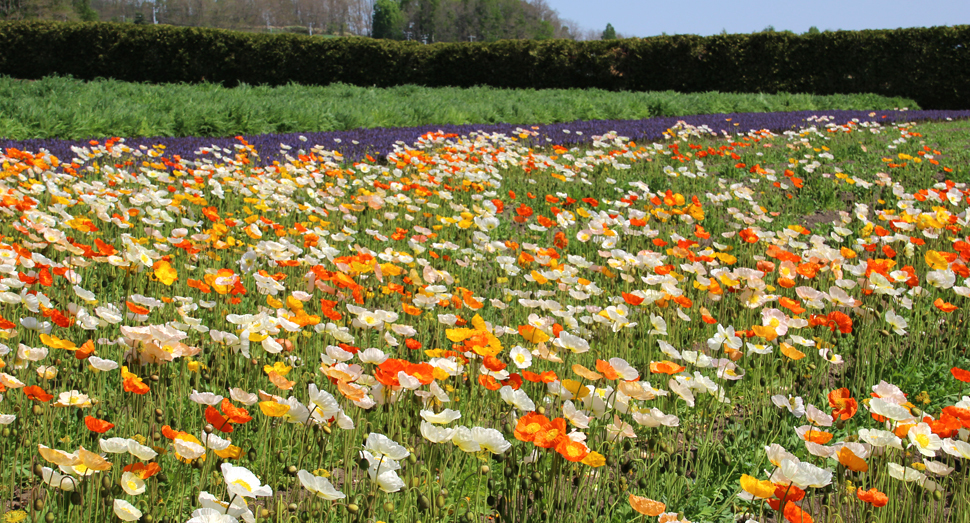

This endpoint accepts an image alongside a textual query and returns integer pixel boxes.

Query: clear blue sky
[546,0,970,38]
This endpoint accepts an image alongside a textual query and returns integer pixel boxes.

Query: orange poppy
[779,297,805,315]
[628,495,666,516]
[837,447,868,472]
[738,228,759,243]
[801,427,833,444]
[75,340,96,360]
[478,374,502,391]
[783,502,814,523]
[934,298,958,312]
[827,388,858,420]
[556,438,589,462]
[533,417,568,449]
[595,360,620,380]
[125,301,150,315]
[123,376,150,395]
[650,361,685,375]
[514,412,550,442]
[856,487,888,507]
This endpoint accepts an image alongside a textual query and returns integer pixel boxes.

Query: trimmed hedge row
[1,21,968,109]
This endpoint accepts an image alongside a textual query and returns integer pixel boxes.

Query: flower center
[916,434,930,447]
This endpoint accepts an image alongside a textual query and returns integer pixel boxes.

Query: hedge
[0,21,967,109]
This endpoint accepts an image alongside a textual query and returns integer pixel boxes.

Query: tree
[72,0,98,20]
[372,0,403,38]
[601,22,616,40]
[805,26,820,35]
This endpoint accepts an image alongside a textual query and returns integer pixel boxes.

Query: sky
[547,0,970,38]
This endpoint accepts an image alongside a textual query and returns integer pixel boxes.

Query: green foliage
[0,75,919,140]
[0,21,966,108]
[601,23,616,41]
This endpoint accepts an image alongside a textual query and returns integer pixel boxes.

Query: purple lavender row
[3,109,970,166]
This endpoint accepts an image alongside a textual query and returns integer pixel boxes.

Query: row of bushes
[0,21,967,109]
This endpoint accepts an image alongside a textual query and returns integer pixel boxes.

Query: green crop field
[0,75,918,140]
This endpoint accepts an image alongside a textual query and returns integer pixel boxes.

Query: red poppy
[622,292,644,306]
[123,462,161,479]
[205,405,234,433]
[84,416,115,434]
[24,385,54,402]
[220,399,253,424]
[952,367,970,382]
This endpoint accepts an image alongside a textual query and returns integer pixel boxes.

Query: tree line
[0,0,601,41]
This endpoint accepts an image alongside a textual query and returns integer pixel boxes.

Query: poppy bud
[287,465,298,476]
[33,498,45,511]
[436,495,446,508]
[383,502,394,512]
[480,465,490,475]
[288,503,298,513]
[45,513,55,523]
[347,504,360,514]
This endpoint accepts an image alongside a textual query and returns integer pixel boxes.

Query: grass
[0,111,968,523]
[0,75,920,140]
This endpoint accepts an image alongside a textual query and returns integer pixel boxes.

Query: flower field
[1,110,970,523]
